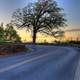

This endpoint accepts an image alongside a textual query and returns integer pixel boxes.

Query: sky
[56,0,80,29]
[0,0,80,29]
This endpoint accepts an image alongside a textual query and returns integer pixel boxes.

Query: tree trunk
[33,29,37,44]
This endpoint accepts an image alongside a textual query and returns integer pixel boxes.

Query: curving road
[0,45,80,80]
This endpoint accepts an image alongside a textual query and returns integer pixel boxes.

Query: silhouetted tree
[12,0,67,43]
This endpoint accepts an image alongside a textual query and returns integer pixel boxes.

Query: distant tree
[12,0,67,43]
[5,23,21,42]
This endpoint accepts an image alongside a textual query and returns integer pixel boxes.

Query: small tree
[0,23,5,41]
[12,0,67,43]
[5,23,21,42]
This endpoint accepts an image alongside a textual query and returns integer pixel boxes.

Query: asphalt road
[0,45,80,80]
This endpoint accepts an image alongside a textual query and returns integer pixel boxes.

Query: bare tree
[12,0,67,43]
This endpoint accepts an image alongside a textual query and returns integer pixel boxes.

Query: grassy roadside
[0,42,31,56]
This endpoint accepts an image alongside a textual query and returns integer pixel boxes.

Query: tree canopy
[12,0,67,43]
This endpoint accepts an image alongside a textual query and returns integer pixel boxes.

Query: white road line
[0,50,55,73]
[0,47,72,73]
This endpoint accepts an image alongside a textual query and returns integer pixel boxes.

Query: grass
[0,42,32,56]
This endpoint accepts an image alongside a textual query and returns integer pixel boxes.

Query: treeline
[0,23,21,43]
[67,40,80,44]
[54,40,80,45]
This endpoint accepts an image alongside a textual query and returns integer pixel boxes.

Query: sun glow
[17,28,80,43]
[17,29,55,43]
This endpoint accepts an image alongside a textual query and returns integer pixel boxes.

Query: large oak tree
[12,0,67,43]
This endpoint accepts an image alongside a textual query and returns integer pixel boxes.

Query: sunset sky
[0,0,80,28]
[0,0,80,42]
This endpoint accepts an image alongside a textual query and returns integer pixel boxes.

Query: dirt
[0,44,28,55]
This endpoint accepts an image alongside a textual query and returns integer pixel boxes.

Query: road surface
[0,45,80,80]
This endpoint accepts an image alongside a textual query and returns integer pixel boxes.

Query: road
[0,45,79,80]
